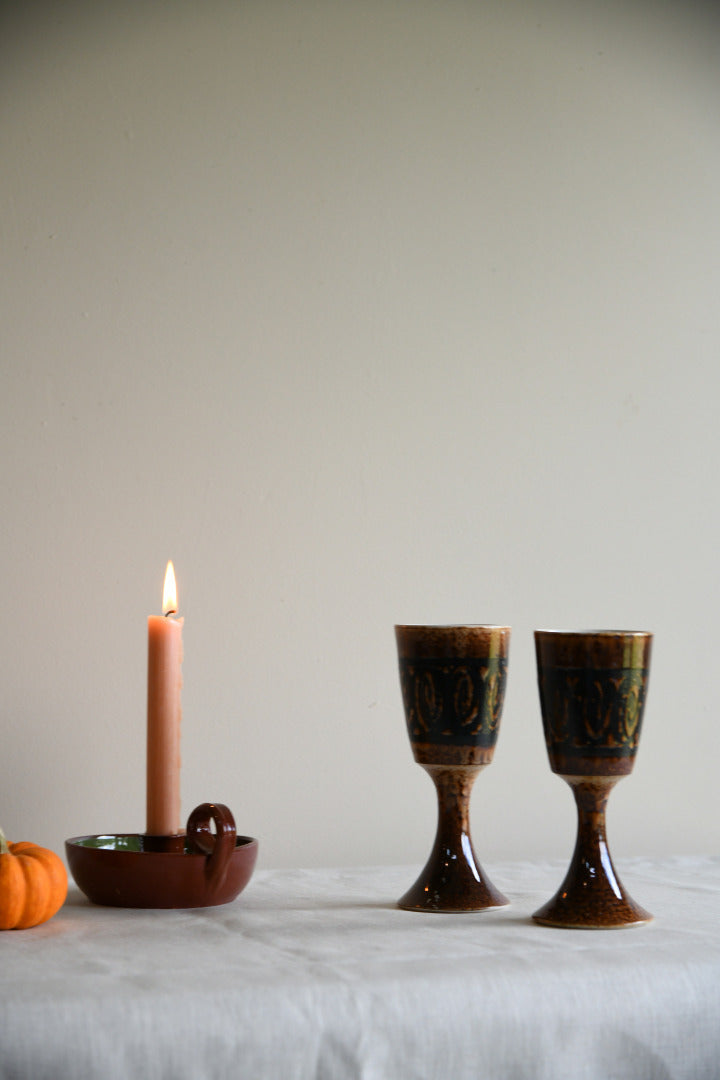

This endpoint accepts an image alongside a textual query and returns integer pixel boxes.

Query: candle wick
[164,609,177,618]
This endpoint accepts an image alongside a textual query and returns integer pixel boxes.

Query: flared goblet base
[398,764,508,913]
[532,776,652,929]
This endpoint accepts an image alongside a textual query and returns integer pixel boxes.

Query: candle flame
[162,561,178,616]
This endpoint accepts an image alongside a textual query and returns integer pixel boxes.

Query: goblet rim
[534,628,652,637]
[395,623,511,630]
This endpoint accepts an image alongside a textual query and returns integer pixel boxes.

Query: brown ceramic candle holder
[396,624,510,913]
[66,803,257,909]
[533,630,653,929]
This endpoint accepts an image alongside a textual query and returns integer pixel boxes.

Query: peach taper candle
[146,561,183,836]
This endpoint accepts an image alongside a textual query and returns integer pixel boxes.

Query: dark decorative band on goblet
[399,656,508,748]
[538,664,649,773]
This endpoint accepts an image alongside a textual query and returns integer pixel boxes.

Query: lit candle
[146,561,183,836]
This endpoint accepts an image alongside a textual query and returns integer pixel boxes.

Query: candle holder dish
[533,630,653,929]
[396,624,510,913]
[66,803,257,909]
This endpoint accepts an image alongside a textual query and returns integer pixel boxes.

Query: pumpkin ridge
[0,855,24,930]
[14,855,49,930]
[27,847,68,921]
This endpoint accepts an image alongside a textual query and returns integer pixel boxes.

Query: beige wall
[2,0,719,869]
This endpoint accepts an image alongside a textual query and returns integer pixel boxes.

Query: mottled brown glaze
[533,778,652,929]
[533,630,653,929]
[535,629,652,671]
[395,624,510,912]
[66,803,257,909]
[396,624,510,660]
[398,764,508,912]
[410,743,495,767]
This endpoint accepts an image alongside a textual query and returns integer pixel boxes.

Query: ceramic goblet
[396,624,510,912]
[533,630,653,929]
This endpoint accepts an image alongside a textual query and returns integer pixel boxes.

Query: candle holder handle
[187,803,237,888]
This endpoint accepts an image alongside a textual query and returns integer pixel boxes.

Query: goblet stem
[398,765,508,912]
[533,777,652,928]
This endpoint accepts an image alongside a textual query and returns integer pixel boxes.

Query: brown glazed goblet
[533,630,653,929]
[396,624,510,912]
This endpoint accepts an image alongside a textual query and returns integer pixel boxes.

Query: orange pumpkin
[0,827,68,929]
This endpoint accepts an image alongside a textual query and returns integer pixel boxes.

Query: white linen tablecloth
[1,856,719,1080]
